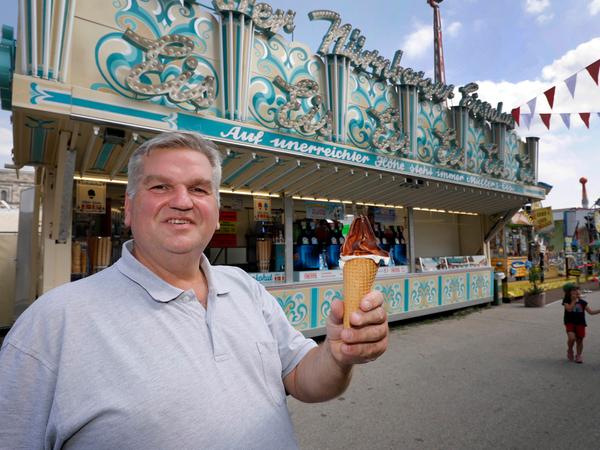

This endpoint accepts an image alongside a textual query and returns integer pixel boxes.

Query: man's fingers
[342,321,388,344]
[341,336,388,363]
[349,305,387,328]
[360,290,384,312]
[329,299,344,325]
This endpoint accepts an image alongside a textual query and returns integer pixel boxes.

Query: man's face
[124,147,219,263]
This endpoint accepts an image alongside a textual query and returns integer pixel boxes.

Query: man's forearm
[286,341,353,403]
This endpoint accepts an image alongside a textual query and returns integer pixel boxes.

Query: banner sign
[305,201,344,220]
[75,181,106,214]
[28,82,546,199]
[373,207,396,224]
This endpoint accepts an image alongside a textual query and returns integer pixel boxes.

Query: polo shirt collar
[116,240,230,302]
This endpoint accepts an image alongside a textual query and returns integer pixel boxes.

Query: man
[0,132,388,449]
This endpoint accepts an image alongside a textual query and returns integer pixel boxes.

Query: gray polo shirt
[0,241,317,449]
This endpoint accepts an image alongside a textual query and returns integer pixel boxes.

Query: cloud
[524,0,550,14]
[401,24,432,59]
[0,126,12,161]
[540,37,600,82]
[450,37,600,208]
[590,0,600,15]
[445,21,462,37]
[536,13,554,23]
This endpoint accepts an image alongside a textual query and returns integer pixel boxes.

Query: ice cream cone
[343,258,378,328]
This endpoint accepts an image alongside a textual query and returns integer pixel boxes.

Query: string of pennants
[510,58,600,130]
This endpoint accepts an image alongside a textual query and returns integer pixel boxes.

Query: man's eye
[150,184,168,191]
[190,187,208,194]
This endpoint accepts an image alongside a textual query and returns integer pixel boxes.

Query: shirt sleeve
[254,282,318,378]
[0,341,58,449]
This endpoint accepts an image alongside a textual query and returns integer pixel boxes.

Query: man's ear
[124,194,132,227]
[215,221,220,231]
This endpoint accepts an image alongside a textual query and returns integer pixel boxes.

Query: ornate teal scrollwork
[480,143,509,178]
[277,293,309,327]
[94,1,219,114]
[124,28,215,109]
[367,107,409,156]
[377,283,403,311]
[434,128,463,168]
[273,76,331,137]
[411,280,437,306]
[443,277,465,303]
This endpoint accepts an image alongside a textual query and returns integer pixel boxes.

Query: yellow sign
[531,207,553,231]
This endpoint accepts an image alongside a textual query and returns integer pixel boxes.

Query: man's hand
[284,290,388,403]
[325,290,388,368]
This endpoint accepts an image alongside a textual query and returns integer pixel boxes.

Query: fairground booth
[0,0,548,334]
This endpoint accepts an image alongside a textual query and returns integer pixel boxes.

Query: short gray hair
[126,132,223,207]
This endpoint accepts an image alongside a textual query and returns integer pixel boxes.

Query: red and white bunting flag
[543,87,556,109]
[565,73,577,98]
[579,112,591,128]
[586,59,600,85]
[527,98,537,116]
[521,113,532,130]
[560,113,571,129]
[511,107,520,126]
[540,113,552,129]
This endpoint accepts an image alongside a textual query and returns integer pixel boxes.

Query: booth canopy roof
[11,115,534,215]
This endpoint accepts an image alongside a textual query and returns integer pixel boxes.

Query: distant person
[562,283,600,363]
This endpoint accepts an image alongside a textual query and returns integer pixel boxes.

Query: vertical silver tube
[407,207,416,273]
[18,0,27,74]
[43,0,52,78]
[30,0,38,76]
[284,195,294,283]
[52,0,67,80]
[59,0,76,82]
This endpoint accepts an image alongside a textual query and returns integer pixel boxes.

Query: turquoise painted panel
[93,1,220,116]
[466,117,487,174]
[470,271,492,300]
[271,287,311,330]
[504,130,520,181]
[376,280,405,314]
[441,273,467,304]
[346,72,394,150]
[409,276,438,311]
[320,287,342,327]
[417,102,449,164]
[247,34,325,136]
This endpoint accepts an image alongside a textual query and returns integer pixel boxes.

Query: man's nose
[169,185,193,210]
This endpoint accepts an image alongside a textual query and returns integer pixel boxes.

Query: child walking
[562,283,600,363]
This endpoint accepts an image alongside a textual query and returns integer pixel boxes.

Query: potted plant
[524,266,545,307]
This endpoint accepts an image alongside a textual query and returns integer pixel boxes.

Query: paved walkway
[289,290,600,449]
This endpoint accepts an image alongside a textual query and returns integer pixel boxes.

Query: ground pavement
[289,290,600,449]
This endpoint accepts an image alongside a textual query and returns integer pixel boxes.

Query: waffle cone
[343,258,378,328]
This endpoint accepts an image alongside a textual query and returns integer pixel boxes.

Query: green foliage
[527,266,544,295]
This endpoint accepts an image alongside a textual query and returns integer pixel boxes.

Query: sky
[1,0,599,209]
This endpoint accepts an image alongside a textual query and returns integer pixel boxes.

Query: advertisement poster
[373,207,396,224]
[75,181,106,214]
[253,196,272,221]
